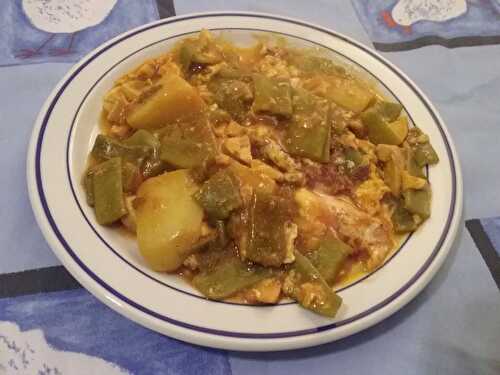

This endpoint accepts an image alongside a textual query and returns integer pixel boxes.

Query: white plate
[27,12,462,351]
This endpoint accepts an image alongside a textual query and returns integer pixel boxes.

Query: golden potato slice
[327,78,374,113]
[389,116,409,145]
[126,75,205,129]
[135,169,203,271]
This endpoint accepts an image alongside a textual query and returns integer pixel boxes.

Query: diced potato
[390,117,409,144]
[228,161,276,196]
[120,80,149,102]
[127,75,205,129]
[135,170,203,271]
[250,160,283,181]
[384,159,402,197]
[376,144,406,197]
[375,144,395,162]
[401,171,427,191]
[327,78,374,113]
[225,121,247,137]
[223,135,252,165]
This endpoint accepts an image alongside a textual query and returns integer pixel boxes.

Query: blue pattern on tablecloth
[0,289,231,375]
[0,0,499,374]
[481,217,500,257]
[0,0,159,66]
[351,0,500,50]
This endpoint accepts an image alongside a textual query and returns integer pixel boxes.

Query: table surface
[0,1,499,374]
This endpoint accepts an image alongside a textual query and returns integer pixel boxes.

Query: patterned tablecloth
[0,1,498,374]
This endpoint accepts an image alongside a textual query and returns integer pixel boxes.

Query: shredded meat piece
[304,162,354,195]
[351,165,370,183]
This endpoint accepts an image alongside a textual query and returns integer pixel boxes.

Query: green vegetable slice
[159,115,217,169]
[194,169,242,221]
[245,192,291,267]
[252,74,293,118]
[403,185,431,219]
[192,254,272,300]
[92,157,127,225]
[285,88,331,162]
[91,134,152,165]
[308,235,351,285]
[209,78,253,122]
[371,100,403,122]
[392,200,418,233]
[285,252,342,317]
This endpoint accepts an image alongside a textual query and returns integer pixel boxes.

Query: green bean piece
[91,134,152,165]
[179,40,197,71]
[252,74,293,118]
[392,201,418,233]
[285,89,331,162]
[160,139,207,169]
[86,159,142,205]
[122,130,166,178]
[308,235,352,285]
[289,54,346,76]
[406,149,426,178]
[217,66,251,80]
[372,100,403,122]
[179,32,222,71]
[123,129,160,149]
[403,186,431,219]
[407,127,439,167]
[214,220,229,248]
[192,256,272,300]
[361,110,403,145]
[194,169,242,221]
[245,192,290,267]
[414,142,439,167]
[344,147,365,168]
[285,252,342,317]
[179,39,222,71]
[209,78,253,121]
[92,157,127,225]
[84,169,95,206]
[159,115,217,169]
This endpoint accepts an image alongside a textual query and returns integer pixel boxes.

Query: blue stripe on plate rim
[34,13,457,339]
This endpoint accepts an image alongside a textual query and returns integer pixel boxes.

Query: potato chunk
[127,75,205,129]
[135,169,203,271]
[327,78,373,113]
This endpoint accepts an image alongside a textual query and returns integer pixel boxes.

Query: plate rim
[27,11,463,351]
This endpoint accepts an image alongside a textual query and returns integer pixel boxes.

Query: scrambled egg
[354,164,390,215]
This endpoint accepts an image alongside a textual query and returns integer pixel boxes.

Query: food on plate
[83,30,439,317]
